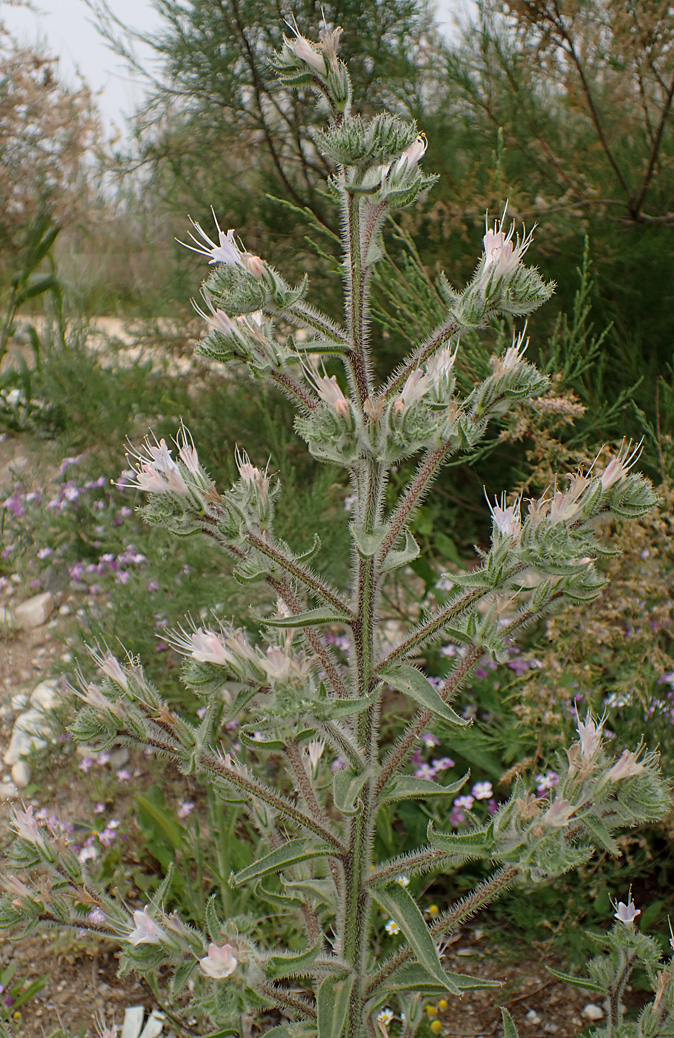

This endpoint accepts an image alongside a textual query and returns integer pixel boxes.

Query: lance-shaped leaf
[333,768,370,815]
[545,966,605,993]
[255,879,303,909]
[381,772,469,803]
[380,530,420,574]
[286,878,337,909]
[581,814,620,855]
[225,684,267,723]
[380,664,469,726]
[371,884,461,994]
[264,941,321,980]
[501,1009,520,1038]
[316,690,378,720]
[231,839,336,886]
[317,974,355,1038]
[255,607,351,628]
[427,820,495,859]
[385,962,501,995]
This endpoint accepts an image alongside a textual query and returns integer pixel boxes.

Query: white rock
[121,1007,146,1038]
[582,1004,604,1021]
[58,604,71,616]
[4,709,49,765]
[30,680,60,711]
[12,761,31,788]
[14,592,54,630]
[140,1012,165,1038]
[0,780,19,798]
[525,1010,542,1025]
[0,605,15,630]
[109,746,130,768]
[10,693,29,712]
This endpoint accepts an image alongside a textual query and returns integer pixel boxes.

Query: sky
[2,0,474,135]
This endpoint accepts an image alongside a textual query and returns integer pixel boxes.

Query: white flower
[262,645,292,682]
[576,711,603,761]
[614,894,640,926]
[425,346,457,386]
[127,908,167,946]
[608,749,646,782]
[305,739,325,772]
[199,942,238,978]
[122,436,191,497]
[396,874,410,887]
[178,209,244,266]
[492,327,529,378]
[481,207,534,285]
[96,653,129,691]
[377,1009,395,1027]
[393,370,430,414]
[385,919,400,935]
[489,493,521,539]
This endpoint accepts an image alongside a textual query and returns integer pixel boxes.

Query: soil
[0,423,636,1038]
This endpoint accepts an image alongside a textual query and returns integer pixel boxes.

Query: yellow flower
[438,1000,448,1011]
[426,1005,438,1017]
[430,1020,443,1034]
[427,904,440,917]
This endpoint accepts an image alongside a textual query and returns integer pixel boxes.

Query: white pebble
[525,1010,542,1025]
[582,1004,604,1021]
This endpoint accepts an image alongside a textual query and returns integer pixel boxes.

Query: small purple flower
[148,580,160,592]
[178,800,195,819]
[614,894,640,926]
[79,757,95,773]
[421,732,440,749]
[116,768,132,781]
[431,757,455,772]
[472,781,493,800]
[454,795,475,811]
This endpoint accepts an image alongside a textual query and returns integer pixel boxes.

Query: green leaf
[225,684,266,723]
[9,974,47,1011]
[264,941,321,980]
[351,523,387,557]
[332,768,370,815]
[581,814,620,855]
[317,974,355,1038]
[14,274,58,305]
[434,532,466,568]
[256,607,351,628]
[171,958,198,996]
[381,772,469,803]
[371,884,461,994]
[427,820,494,858]
[231,839,335,886]
[135,788,186,855]
[255,879,303,909]
[286,878,337,909]
[318,690,377,719]
[545,966,605,994]
[381,664,469,726]
[239,729,287,752]
[380,530,420,573]
[390,963,501,994]
[501,1008,520,1038]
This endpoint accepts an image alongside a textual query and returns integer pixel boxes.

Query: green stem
[381,317,460,401]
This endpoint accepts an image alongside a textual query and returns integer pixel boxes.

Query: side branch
[247,533,354,617]
[378,442,454,561]
[375,643,483,795]
[378,590,487,669]
[382,316,460,402]
[269,370,318,411]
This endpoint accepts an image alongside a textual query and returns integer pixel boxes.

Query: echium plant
[1,23,671,1038]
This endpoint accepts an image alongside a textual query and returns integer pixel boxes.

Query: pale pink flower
[542,799,576,828]
[425,346,457,385]
[199,942,238,978]
[549,490,582,525]
[190,629,235,667]
[599,441,642,491]
[472,781,493,800]
[243,253,265,278]
[262,645,292,682]
[315,375,350,416]
[492,328,529,376]
[11,806,45,847]
[608,749,646,782]
[480,208,534,288]
[393,370,430,414]
[286,31,326,73]
[178,210,244,266]
[98,654,129,691]
[123,437,191,497]
[127,907,167,945]
[614,894,640,926]
[395,134,427,173]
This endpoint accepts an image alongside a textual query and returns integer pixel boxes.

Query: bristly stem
[382,316,461,401]
[247,532,354,616]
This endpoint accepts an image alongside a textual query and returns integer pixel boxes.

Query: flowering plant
[0,23,670,1038]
